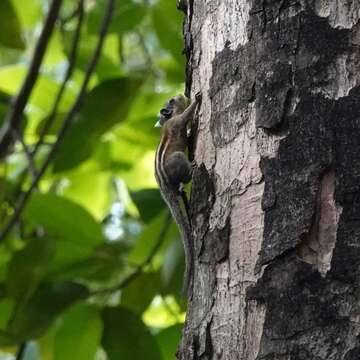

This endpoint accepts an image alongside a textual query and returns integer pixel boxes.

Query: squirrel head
[155,95,189,127]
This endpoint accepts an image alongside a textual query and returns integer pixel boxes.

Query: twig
[11,129,38,181]
[91,212,172,295]
[118,35,125,64]
[0,0,63,158]
[32,0,84,157]
[136,30,160,77]
[15,342,27,360]
[0,0,116,243]
[137,30,153,68]
[60,3,82,26]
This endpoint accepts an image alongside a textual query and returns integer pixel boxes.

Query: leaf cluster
[0,0,187,359]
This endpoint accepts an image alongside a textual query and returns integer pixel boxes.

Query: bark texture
[178,1,360,359]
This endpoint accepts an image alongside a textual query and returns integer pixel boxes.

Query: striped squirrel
[155,92,201,297]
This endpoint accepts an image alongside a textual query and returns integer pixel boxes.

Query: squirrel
[154,92,201,297]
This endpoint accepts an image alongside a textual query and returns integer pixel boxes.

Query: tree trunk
[178,1,360,359]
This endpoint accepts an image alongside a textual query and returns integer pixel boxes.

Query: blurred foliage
[0,0,186,359]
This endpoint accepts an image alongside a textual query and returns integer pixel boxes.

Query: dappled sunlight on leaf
[143,295,185,329]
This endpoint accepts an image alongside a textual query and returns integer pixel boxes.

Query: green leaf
[131,189,165,223]
[54,77,142,172]
[88,0,146,35]
[114,90,175,151]
[23,193,105,270]
[128,211,177,265]
[108,140,157,190]
[116,115,160,150]
[0,234,21,283]
[43,29,67,66]
[36,112,64,136]
[156,324,182,360]
[0,0,24,49]
[62,32,121,80]
[0,65,76,113]
[102,307,162,360]
[6,282,88,342]
[0,105,7,128]
[152,0,184,63]
[0,298,14,329]
[0,91,11,128]
[158,56,184,84]
[61,169,111,220]
[121,272,159,314]
[11,0,42,29]
[37,322,57,360]
[125,89,175,123]
[161,238,184,297]
[6,237,55,301]
[47,242,125,282]
[54,303,102,360]
[24,193,104,245]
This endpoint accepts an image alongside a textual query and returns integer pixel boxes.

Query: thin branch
[0,0,63,158]
[91,212,172,296]
[118,35,125,65]
[15,342,27,360]
[60,4,82,26]
[137,30,153,68]
[32,0,85,157]
[136,30,160,78]
[11,129,38,181]
[0,0,116,243]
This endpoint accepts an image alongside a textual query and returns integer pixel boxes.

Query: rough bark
[178,1,360,359]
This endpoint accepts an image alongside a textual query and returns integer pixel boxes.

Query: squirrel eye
[169,98,175,105]
[160,108,172,118]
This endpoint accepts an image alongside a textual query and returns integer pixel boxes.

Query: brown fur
[154,93,201,297]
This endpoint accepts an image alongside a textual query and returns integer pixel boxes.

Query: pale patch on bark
[244,300,267,360]
[193,15,215,169]
[214,108,262,192]
[208,111,281,358]
[202,0,250,51]
[309,2,360,100]
[217,0,251,50]
[298,170,342,275]
[190,1,286,357]
[312,54,360,99]
[195,40,283,354]
[194,122,216,170]
[333,55,359,99]
[315,0,360,28]
[211,184,266,359]
[210,108,264,230]
[209,106,284,230]
[193,0,250,170]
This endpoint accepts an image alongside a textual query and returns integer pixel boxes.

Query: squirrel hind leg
[164,151,192,187]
